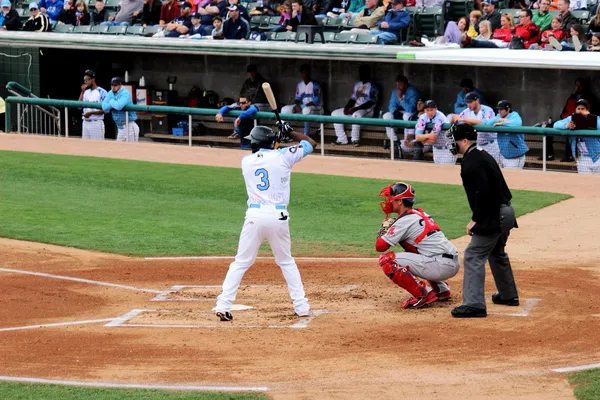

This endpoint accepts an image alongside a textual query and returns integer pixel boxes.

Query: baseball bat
[262,82,281,124]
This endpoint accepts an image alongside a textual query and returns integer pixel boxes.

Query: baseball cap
[482,0,496,4]
[110,77,122,86]
[465,92,479,102]
[496,100,511,110]
[181,1,192,9]
[84,69,96,79]
[423,100,437,109]
[575,99,589,109]
[391,0,404,4]
[28,2,38,9]
[1,0,11,7]
[460,78,473,88]
[191,11,200,18]
[227,4,238,10]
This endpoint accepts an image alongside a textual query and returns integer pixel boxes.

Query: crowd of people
[1,0,597,47]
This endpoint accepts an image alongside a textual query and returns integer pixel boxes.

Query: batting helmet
[244,126,276,152]
[379,182,415,216]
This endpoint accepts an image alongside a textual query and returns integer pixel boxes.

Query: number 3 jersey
[241,140,314,207]
[381,208,458,257]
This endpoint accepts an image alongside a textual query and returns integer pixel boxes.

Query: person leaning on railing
[101,77,140,142]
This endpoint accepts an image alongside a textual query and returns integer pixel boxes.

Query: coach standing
[79,70,107,140]
[446,123,519,318]
[101,77,139,142]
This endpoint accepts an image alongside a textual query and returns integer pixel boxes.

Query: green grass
[0,150,571,257]
[570,369,600,400]
[0,382,267,400]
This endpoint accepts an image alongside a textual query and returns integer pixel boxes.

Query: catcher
[376,182,460,309]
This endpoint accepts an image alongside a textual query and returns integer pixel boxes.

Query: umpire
[446,124,519,318]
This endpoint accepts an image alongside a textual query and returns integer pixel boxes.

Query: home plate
[211,304,254,311]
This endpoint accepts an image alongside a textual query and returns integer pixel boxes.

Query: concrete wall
[37,49,600,125]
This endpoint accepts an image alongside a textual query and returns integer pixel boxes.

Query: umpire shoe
[216,311,233,321]
[451,305,487,318]
[402,290,437,309]
[491,292,519,306]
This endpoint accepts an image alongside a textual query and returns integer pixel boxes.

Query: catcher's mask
[379,182,416,216]
[446,123,477,155]
[245,126,276,153]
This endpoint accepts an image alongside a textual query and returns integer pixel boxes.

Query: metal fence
[5,82,61,136]
[4,94,600,173]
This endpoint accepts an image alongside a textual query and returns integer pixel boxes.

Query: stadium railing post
[320,123,325,156]
[65,107,69,138]
[188,114,192,147]
[5,102,11,133]
[542,136,547,172]
[16,103,20,133]
[126,112,130,142]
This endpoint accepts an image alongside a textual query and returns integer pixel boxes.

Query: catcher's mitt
[377,217,397,239]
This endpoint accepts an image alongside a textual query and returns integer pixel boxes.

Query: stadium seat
[353,34,379,44]
[126,25,145,35]
[325,17,343,32]
[90,24,110,34]
[266,31,296,41]
[316,16,326,26]
[443,0,474,24]
[571,10,590,24]
[331,32,356,43]
[246,2,259,11]
[500,8,521,19]
[143,25,163,36]
[416,6,443,39]
[73,25,92,33]
[53,24,74,33]
[323,31,336,42]
[339,17,354,30]
[104,0,119,8]
[107,25,128,34]
[250,14,270,30]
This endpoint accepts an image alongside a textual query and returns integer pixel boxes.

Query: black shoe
[537,155,555,161]
[451,305,487,318]
[560,156,574,162]
[383,140,390,150]
[491,292,519,306]
[216,311,233,321]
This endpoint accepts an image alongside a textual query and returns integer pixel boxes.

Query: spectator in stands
[222,5,249,39]
[331,65,378,147]
[454,78,485,115]
[438,15,469,44]
[58,0,77,25]
[588,33,600,51]
[341,0,365,22]
[477,0,500,33]
[139,0,161,27]
[281,64,323,136]
[90,0,108,25]
[513,9,540,49]
[570,0,587,10]
[221,0,248,21]
[351,0,384,30]
[415,100,456,165]
[557,0,576,31]
[184,11,204,36]
[211,14,223,36]
[270,1,291,32]
[462,12,514,48]
[467,10,482,38]
[159,0,180,28]
[164,1,192,36]
[1,0,22,30]
[475,20,492,39]
[543,78,596,161]
[588,7,600,37]
[240,64,269,112]
[102,0,142,26]
[553,99,600,174]
[530,15,565,49]
[548,23,585,50]
[365,0,409,44]
[215,95,258,149]
[533,0,553,33]
[39,0,63,25]
[74,0,91,25]
[101,77,140,142]
[483,100,528,169]
[288,0,318,32]
[198,0,226,34]
[451,92,500,165]
[23,2,51,31]
[383,74,421,157]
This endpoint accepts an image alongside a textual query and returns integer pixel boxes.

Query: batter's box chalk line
[150,284,362,302]
[105,308,329,329]
[488,298,542,317]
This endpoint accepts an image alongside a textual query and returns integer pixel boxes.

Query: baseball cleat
[295,311,310,317]
[216,311,233,321]
[436,290,452,302]
[402,290,437,309]
[491,292,519,306]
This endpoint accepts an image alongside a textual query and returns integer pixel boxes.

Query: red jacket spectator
[539,28,566,48]
[492,28,513,42]
[514,22,540,48]
[159,0,180,25]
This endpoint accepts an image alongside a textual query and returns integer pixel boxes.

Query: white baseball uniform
[281,80,323,135]
[215,141,314,316]
[458,105,501,165]
[82,86,108,140]
[415,111,457,164]
[332,81,378,143]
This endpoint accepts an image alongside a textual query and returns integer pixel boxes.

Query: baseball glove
[377,217,396,239]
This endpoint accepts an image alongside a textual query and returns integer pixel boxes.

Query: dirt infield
[1,134,600,399]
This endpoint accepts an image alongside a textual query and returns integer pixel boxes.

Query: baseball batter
[215,123,318,321]
[79,70,107,140]
[376,182,460,309]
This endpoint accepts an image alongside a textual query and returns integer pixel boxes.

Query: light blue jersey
[101,87,137,129]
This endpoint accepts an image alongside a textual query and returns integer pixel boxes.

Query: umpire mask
[446,124,477,155]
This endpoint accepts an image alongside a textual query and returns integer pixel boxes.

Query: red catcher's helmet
[379,182,416,216]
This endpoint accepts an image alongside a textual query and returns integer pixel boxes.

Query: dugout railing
[4,95,600,173]
[5,81,61,137]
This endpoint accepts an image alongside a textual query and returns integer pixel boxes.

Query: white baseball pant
[332,107,374,143]
[501,155,526,169]
[383,111,414,141]
[576,156,600,174]
[216,206,310,316]
[433,147,458,164]
[478,141,502,165]
[116,121,140,142]
[82,120,105,140]
[281,105,323,134]
[394,252,460,286]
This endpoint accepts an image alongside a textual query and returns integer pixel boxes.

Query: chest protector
[398,208,441,254]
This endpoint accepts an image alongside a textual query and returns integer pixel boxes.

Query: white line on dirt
[0,319,114,332]
[144,256,377,261]
[551,363,600,373]
[0,267,162,293]
[0,376,269,392]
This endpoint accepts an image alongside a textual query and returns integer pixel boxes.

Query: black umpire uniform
[447,124,519,318]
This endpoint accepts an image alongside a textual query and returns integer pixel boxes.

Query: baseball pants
[82,120,105,140]
[501,155,526,169]
[433,147,458,164]
[478,142,502,165]
[116,121,140,142]
[216,206,310,316]
[462,204,519,310]
[576,156,600,174]
[394,252,460,291]
[332,108,374,143]
[281,104,323,135]
[401,127,432,155]
[382,111,414,142]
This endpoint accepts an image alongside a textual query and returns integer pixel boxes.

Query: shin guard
[381,257,428,298]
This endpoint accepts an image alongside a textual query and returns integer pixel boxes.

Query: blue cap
[29,1,38,9]
[1,0,11,7]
